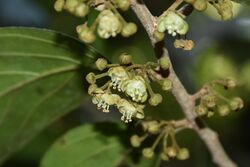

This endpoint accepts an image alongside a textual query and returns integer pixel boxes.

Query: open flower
[121,76,148,103]
[97,10,122,39]
[108,67,130,90]
[92,90,121,113]
[117,99,145,123]
[157,11,189,36]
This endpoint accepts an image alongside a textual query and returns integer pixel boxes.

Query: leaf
[231,0,250,5]
[0,27,101,164]
[40,123,127,167]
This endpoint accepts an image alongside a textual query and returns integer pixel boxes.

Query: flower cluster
[195,78,244,117]
[86,54,173,123]
[184,0,233,20]
[130,120,190,161]
[54,0,137,43]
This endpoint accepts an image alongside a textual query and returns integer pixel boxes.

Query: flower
[97,10,122,39]
[157,11,189,36]
[108,67,130,91]
[76,24,96,43]
[121,76,148,103]
[117,99,145,123]
[92,91,121,113]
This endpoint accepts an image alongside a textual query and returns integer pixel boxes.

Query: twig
[130,0,237,167]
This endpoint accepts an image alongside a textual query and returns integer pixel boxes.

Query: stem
[130,1,237,167]
[168,0,184,11]
[152,130,165,150]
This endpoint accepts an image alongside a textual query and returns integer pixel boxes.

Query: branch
[130,1,237,167]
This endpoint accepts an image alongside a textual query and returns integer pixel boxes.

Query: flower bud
[177,148,190,160]
[54,0,65,12]
[195,105,207,116]
[147,121,160,134]
[193,0,207,11]
[165,147,177,158]
[121,22,137,37]
[142,148,154,158]
[86,72,96,84]
[75,3,89,17]
[162,79,172,91]
[153,30,165,42]
[159,56,170,70]
[207,111,214,118]
[149,94,163,106]
[95,58,108,71]
[160,152,169,161]
[65,0,79,13]
[130,135,141,147]
[218,105,230,116]
[88,84,97,95]
[116,0,130,11]
[119,53,132,65]
[77,24,96,43]
[229,97,244,111]
[224,77,236,89]
[202,94,217,108]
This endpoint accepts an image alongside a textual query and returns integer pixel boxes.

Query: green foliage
[40,123,127,167]
[0,27,100,164]
[232,0,250,5]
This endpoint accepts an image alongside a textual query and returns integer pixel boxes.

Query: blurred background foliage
[0,0,250,167]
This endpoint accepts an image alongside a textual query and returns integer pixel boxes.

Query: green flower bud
[147,121,160,134]
[162,79,172,91]
[130,135,141,147]
[119,53,132,65]
[75,3,89,17]
[116,0,130,11]
[195,105,207,116]
[224,77,236,89]
[88,84,97,95]
[65,0,79,13]
[160,152,169,161]
[229,97,244,111]
[153,30,165,42]
[159,56,170,70]
[76,24,96,43]
[177,148,190,160]
[86,72,96,84]
[218,105,231,116]
[193,0,207,11]
[149,94,163,106]
[202,94,217,108]
[214,0,233,21]
[54,0,65,12]
[207,111,214,118]
[142,148,154,159]
[165,147,177,158]
[121,22,137,37]
[95,58,108,71]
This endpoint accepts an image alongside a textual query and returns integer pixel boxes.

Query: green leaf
[231,0,250,5]
[40,123,127,167]
[0,27,101,164]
